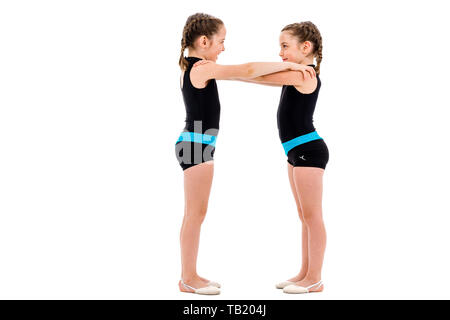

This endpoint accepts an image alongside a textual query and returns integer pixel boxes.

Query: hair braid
[179,17,199,71]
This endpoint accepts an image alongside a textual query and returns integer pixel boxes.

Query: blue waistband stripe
[176,132,217,147]
[282,131,322,155]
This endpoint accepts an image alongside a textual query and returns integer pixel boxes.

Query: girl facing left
[175,13,316,295]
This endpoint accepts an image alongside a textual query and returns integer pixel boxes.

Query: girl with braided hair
[176,13,316,295]
[272,22,328,295]
[195,21,328,294]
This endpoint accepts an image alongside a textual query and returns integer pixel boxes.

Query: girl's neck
[300,57,314,65]
[187,50,206,60]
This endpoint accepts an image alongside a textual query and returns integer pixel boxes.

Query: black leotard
[181,56,221,133]
[276,64,329,169]
[277,65,321,142]
[175,56,221,170]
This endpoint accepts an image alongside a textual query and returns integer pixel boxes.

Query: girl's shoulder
[293,76,320,95]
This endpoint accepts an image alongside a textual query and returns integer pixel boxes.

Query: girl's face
[205,25,226,62]
[279,31,310,64]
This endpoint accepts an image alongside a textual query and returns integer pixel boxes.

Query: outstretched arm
[193,60,316,87]
[229,77,283,87]
[191,59,315,81]
[241,70,316,87]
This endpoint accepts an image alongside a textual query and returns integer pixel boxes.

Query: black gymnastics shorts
[287,139,329,169]
[175,141,215,171]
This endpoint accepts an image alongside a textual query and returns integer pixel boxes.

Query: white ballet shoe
[180,279,221,295]
[208,281,221,288]
[283,280,323,294]
[275,281,295,289]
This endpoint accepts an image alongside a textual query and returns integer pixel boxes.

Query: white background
[1,0,449,300]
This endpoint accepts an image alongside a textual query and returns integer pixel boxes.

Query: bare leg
[286,163,309,282]
[179,209,211,286]
[179,161,214,292]
[179,210,211,285]
[291,167,326,292]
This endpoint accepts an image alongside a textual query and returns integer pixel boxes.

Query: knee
[185,206,208,223]
[302,209,323,226]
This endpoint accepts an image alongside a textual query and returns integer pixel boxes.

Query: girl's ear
[302,41,313,54]
[198,35,208,48]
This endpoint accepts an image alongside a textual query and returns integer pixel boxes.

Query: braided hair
[179,13,224,71]
[282,21,323,75]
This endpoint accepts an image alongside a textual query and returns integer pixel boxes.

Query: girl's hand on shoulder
[288,63,316,80]
[193,60,214,68]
